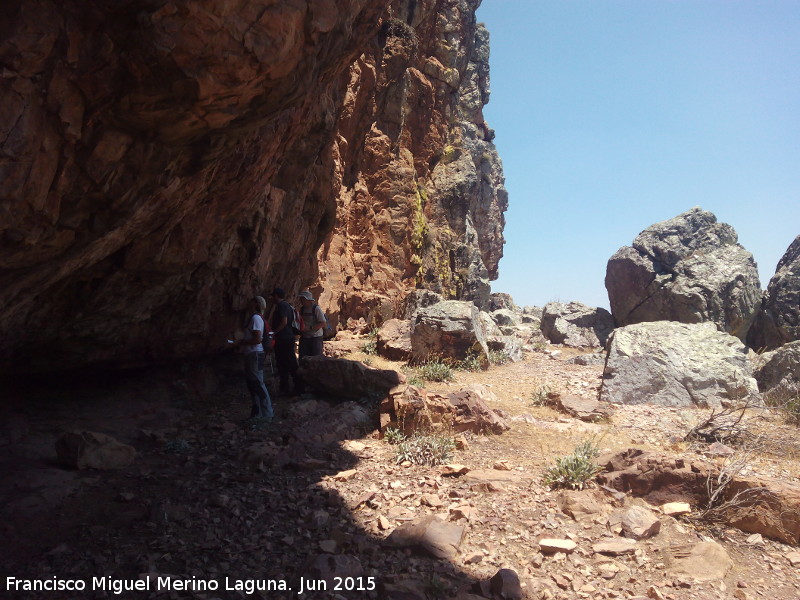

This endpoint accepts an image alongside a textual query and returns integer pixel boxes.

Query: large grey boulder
[754,340,800,394]
[541,301,614,348]
[410,301,489,365]
[748,235,800,350]
[600,321,759,408]
[605,208,761,341]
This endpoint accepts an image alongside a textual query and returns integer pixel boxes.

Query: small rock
[386,515,465,559]
[707,441,735,456]
[421,494,443,508]
[442,464,470,476]
[463,551,482,564]
[661,502,691,517]
[319,540,336,553]
[333,469,358,481]
[539,539,577,554]
[493,460,512,471]
[378,516,391,531]
[746,533,763,545]
[621,506,661,540]
[786,551,800,566]
[647,586,666,600]
[449,505,474,521]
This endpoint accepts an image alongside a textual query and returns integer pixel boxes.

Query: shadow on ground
[0,354,495,599]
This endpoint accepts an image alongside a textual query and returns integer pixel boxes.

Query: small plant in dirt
[764,381,800,425]
[454,352,483,372]
[394,432,456,466]
[542,439,602,490]
[406,374,425,387]
[531,337,548,352]
[383,427,406,445]
[530,382,553,407]
[488,349,512,365]
[418,359,454,382]
[361,328,379,355]
[424,575,449,599]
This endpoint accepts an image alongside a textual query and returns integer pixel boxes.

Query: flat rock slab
[555,394,613,422]
[386,515,465,559]
[55,431,136,470]
[558,489,611,523]
[539,539,577,554]
[464,469,528,485]
[667,541,732,581]
[662,502,691,516]
[592,540,638,556]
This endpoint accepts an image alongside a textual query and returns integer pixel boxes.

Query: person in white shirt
[235,296,273,420]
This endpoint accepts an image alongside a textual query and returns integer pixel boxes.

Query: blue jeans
[244,352,273,418]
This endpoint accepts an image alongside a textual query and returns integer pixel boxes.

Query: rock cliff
[315,2,506,330]
[747,235,800,350]
[0,0,506,373]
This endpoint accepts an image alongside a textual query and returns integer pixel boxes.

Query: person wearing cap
[234,296,273,420]
[270,287,303,396]
[298,290,326,359]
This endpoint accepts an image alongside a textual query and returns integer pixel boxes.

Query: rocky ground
[2,344,800,600]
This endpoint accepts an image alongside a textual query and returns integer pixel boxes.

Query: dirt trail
[2,348,800,599]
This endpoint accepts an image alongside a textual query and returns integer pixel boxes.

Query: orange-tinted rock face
[317,3,507,330]
[0,0,505,373]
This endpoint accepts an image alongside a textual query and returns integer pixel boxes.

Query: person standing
[298,290,326,359]
[270,287,303,395]
[235,296,273,420]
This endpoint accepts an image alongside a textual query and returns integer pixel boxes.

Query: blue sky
[476,0,800,309]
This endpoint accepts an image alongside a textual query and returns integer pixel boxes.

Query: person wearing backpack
[270,287,303,396]
[233,296,273,421]
[298,290,327,358]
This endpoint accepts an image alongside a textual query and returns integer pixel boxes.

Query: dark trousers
[274,338,302,393]
[299,336,323,359]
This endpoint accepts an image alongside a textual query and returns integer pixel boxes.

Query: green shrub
[455,352,483,372]
[395,432,455,466]
[542,439,603,490]
[488,349,512,365]
[531,337,548,352]
[764,382,800,425]
[361,328,378,355]
[418,359,453,382]
[407,375,425,387]
[530,383,553,407]
[384,427,406,445]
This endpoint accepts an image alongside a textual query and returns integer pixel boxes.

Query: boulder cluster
[601,208,800,408]
[367,207,799,412]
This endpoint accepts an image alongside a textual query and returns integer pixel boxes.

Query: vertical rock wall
[316,0,507,331]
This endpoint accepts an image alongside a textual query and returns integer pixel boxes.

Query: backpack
[291,306,304,336]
